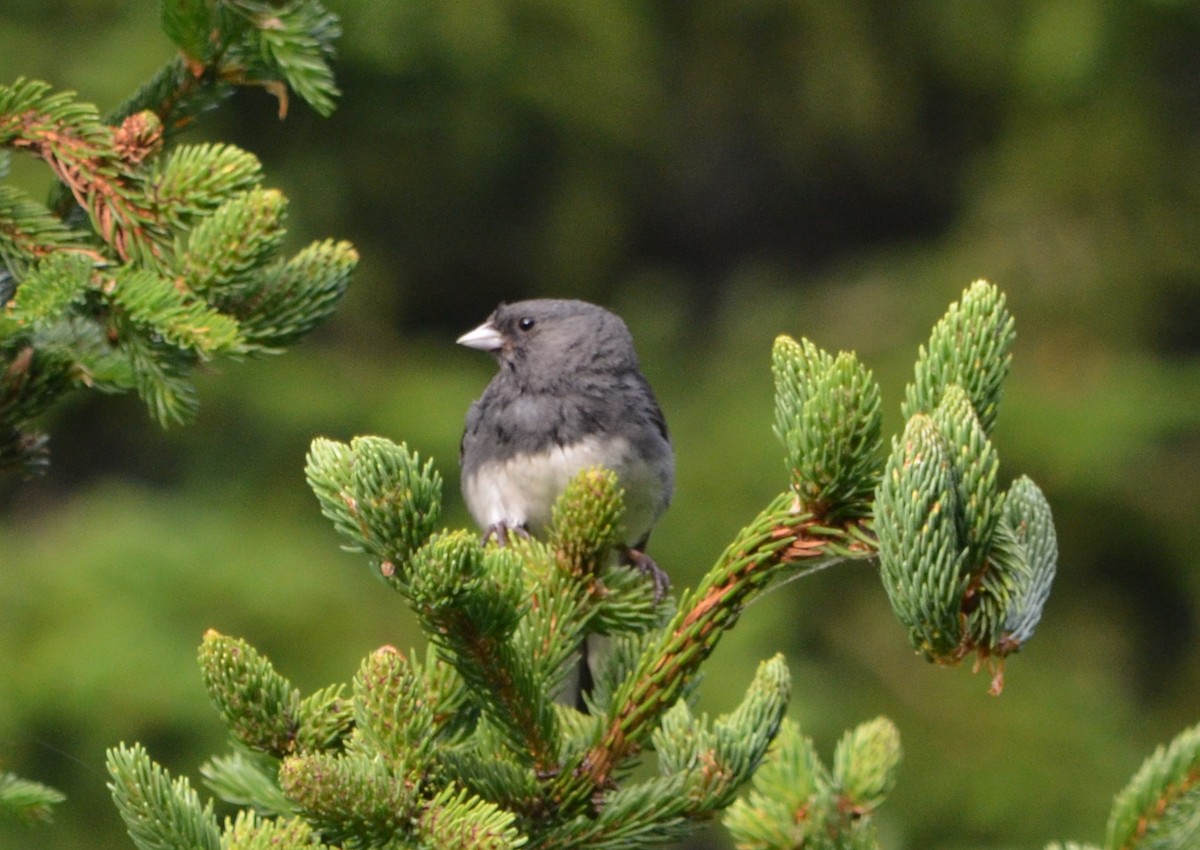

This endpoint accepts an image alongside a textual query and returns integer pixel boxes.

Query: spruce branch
[228,237,356,352]
[102,57,234,155]
[440,740,547,826]
[874,280,1057,691]
[304,436,443,578]
[221,810,330,850]
[548,466,626,581]
[350,645,441,772]
[1106,721,1200,850]
[552,492,853,816]
[296,683,354,753]
[278,751,417,846]
[874,412,966,661]
[198,748,293,816]
[350,643,474,768]
[587,559,666,639]
[149,143,262,227]
[1000,476,1058,650]
[178,186,288,295]
[243,0,344,118]
[198,629,352,758]
[930,384,1003,571]
[1,79,166,264]
[532,467,664,696]
[902,279,1015,435]
[417,784,527,850]
[1,340,75,426]
[831,717,902,816]
[547,774,694,850]
[117,323,202,426]
[407,531,561,775]
[108,268,242,356]
[723,716,901,850]
[106,742,221,850]
[930,385,1027,663]
[0,770,66,825]
[161,0,217,64]
[657,654,791,811]
[539,658,789,850]
[772,335,882,522]
[105,281,1079,849]
[111,0,345,133]
[199,630,303,756]
[1,0,353,474]
[722,719,824,850]
[5,251,91,327]
[0,182,100,277]
[509,532,594,697]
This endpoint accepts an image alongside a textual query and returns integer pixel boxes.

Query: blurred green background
[3,1,1199,848]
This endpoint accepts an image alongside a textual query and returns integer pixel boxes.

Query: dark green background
[3,2,1199,848]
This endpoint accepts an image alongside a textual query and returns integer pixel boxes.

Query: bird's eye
[518,317,536,331]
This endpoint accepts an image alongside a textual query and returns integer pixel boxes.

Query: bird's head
[457,299,639,389]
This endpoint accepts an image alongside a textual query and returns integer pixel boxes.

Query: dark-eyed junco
[458,299,674,590]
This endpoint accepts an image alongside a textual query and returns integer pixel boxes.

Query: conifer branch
[351,646,443,772]
[1106,721,1200,850]
[873,280,1057,692]
[106,743,221,850]
[772,335,882,522]
[277,751,417,845]
[412,532,562,773]
[110,0,344,135]
[0,770,66,825]
[537,468,661,691]
[198,630,305,757]
[1000,476,1057,650]
[198,749,293,816]
[902,278,1015,435]
[100,281,1110,850]
[0,183,100,275]
[723,716,901,849]
[305,436,443,576]
[1,80,164,264]
[221,810,329,850]
[1,0,353,474]
[553,493,860,816]
[198,630,353,758]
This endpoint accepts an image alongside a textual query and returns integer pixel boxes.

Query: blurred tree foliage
[1,2,1198,849]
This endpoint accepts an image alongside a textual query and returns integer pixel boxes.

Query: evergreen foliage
[1106,721,1200,850]
[107,743,221,850]
[771,336,881,524]
[99,280,1200,848]
[0,0,355,475]
[0,770,66,825]
[874,281,1055,691]
[723,717,901,850]
[1038,720,1200,850]
[95,281,1040,848]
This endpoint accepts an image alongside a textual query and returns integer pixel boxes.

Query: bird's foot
[482,521,530,547]
[623,547,671,601]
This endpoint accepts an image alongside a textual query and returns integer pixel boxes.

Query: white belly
[462,435,666,544]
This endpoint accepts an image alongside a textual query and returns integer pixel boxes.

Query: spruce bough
[0,0,354,475]
[105,282,1200,849]
[0,0,352,827]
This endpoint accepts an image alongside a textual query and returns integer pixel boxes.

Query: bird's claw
[624,548,671,602]
[482,522,530,547]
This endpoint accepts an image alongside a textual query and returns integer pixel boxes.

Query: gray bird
[458,298,674,590]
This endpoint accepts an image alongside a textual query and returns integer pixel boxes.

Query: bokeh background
[3,1,1199,848]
